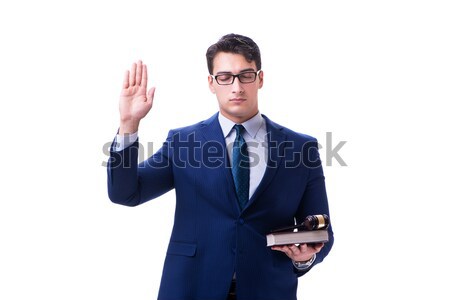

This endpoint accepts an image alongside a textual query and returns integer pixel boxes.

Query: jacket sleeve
[107,131,175,207]
[294,138,334,276]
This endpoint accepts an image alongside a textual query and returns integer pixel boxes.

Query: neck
[220,111,259,124]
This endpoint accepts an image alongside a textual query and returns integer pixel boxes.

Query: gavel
[270,214,330,233]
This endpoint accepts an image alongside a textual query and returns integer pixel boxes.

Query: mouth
[230,98,246,103]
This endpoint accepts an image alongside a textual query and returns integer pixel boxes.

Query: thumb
[147,87,156,102]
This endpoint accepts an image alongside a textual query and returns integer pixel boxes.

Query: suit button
[239,218,244,225]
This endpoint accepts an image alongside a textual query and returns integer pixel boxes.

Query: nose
[231,77,244,94]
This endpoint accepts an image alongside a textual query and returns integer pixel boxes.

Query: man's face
[208,52,263,123]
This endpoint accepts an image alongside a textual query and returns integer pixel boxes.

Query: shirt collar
[218,112,264,139]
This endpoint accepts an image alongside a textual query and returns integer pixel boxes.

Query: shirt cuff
[292,253,316,270]
[112,132,138,151]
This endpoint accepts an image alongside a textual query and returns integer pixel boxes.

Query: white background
[1,0,449,299]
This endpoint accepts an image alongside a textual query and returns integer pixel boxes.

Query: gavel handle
[269,224,306,233]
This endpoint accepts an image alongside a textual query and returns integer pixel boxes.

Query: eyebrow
[215,68,256,75]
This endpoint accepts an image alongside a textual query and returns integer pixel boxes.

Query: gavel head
[303,214,330,230]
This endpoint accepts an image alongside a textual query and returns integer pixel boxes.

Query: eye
[217,74,232,81]
[240,73,254,79]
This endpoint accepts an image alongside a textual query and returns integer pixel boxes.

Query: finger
[142,64,148,89]
[136,60,142,86]
[289,244,298,255]
[271,245,289,254]
[299,243,308,253]
[130,62,137,86]
[122,70,130,89]
[292,245,306,258]
[147,86,156,101]
[314,243,324,252]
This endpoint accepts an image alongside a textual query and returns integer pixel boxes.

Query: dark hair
[206,33,261,74]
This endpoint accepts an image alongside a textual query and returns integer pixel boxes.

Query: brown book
[266,229,329,246]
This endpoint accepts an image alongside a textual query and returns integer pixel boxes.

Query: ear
[208,75,216,94]
[258,70,264,89]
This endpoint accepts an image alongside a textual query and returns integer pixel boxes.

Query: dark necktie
[232,125,250,210]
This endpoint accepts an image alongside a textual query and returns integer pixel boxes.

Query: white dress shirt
[217,112,268,199]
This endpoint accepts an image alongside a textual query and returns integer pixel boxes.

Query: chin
[228,108,248,117]
[231,112,257,122]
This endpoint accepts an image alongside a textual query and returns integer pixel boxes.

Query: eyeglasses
[211,70,261,85]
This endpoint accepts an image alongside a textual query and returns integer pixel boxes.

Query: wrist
[297,255,315,264]
[119,119,140,135]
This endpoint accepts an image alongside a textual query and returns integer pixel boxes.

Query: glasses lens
[216,74,233,85]
[238,72,257,83]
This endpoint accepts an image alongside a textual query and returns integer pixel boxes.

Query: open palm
[119,60,155,133]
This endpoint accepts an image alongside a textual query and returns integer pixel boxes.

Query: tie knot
[234,124,245,136]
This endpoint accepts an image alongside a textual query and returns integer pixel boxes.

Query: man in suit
[107,33,333,300]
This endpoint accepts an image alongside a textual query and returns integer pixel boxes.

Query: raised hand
[119,60,155,134]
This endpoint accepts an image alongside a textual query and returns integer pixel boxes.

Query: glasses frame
[211,70,261,85]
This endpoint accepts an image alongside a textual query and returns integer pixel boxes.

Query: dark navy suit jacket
[107,113,333,300]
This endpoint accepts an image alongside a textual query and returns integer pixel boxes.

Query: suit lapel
[244,115,286,210]
[199,113,241,214]
[198,113,287,214]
